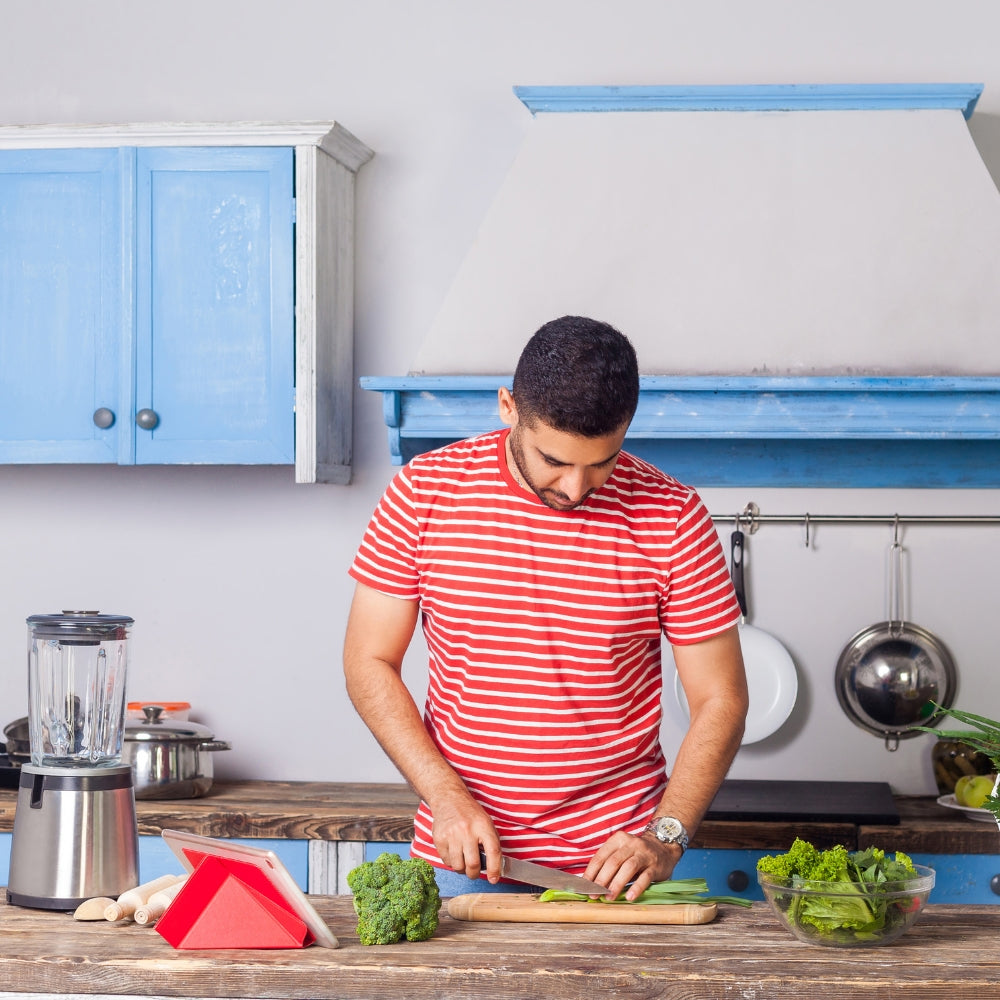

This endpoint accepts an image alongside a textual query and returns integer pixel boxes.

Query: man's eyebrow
[537,447,621,468]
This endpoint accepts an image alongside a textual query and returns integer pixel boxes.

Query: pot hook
[887,517,905,634]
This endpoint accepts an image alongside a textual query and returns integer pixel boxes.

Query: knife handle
[477,847,493,875]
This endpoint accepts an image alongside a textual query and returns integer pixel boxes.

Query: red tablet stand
[156,854,313,950]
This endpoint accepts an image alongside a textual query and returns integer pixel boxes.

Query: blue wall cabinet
[0,122,372,483]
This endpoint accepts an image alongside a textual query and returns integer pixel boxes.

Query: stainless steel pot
[122,706,231,799]
[835,538,957,751]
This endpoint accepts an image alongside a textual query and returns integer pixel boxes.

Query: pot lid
[124,705,214,742]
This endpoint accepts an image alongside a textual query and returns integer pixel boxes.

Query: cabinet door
[673,848,769,901]
[0,148,126,462]
[133,147,294,464]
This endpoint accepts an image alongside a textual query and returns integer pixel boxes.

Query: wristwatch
[644,816,690,853]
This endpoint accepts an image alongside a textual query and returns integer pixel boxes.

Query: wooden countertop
[0,896,995,998]
[0,780,421,843]
[0,781,996,853]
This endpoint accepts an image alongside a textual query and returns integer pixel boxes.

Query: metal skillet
[835,534,957,751]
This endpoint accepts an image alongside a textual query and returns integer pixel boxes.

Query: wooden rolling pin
[134,876,189,926]
[104,875,185,922]
[447,893,718,925]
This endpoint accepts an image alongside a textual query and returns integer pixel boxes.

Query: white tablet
[161,828,339,948]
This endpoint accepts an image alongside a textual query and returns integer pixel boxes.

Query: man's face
[499,388,627,511]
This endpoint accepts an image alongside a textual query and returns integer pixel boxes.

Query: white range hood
[416,83,998,375]
[364,85,1000,486]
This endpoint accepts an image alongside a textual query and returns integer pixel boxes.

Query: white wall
[2,0,999,793]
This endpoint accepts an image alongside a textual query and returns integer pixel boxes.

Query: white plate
[936,793,999,824]
[674,623,798,745]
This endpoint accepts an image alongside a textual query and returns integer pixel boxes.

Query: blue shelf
[513,84,983,119]
[360,376,1000,487]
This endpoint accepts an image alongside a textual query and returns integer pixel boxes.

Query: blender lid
[27,610,134,640]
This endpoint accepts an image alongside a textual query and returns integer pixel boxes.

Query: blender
[7,611,140,909]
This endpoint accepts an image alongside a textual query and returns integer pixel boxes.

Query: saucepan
[122,705,231,798]
[835,534,957,751]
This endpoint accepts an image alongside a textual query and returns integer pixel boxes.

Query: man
[345,316,748,901]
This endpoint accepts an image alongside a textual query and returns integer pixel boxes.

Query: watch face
[655,817,683,841]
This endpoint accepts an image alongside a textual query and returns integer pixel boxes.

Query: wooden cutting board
[447,893,717,925]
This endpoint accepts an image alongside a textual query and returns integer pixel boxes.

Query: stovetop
[706,779,900,825]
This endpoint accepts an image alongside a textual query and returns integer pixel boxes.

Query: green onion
[539,877,753,907]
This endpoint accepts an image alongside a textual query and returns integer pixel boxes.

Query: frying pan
[674,525,798,744]
[835,538,957,751]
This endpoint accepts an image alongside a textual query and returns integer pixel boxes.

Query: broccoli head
[346,853,442,945]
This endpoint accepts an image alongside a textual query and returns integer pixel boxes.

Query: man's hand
[430,791,503,882]
[583,830,681,901]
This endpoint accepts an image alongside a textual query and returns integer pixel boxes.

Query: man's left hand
[583,830,680,901]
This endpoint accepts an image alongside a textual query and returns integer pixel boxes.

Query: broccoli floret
[346,853,441,945]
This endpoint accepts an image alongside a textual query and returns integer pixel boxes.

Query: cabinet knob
[135,408,160,431]
[991,874,1000,897]
[726,869,750,892]
[92,407,116,429]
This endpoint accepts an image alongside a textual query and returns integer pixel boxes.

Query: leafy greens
[757,838,923,941]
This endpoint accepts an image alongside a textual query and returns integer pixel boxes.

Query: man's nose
[558,467,589,502]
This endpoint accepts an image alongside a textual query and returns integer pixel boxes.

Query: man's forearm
[654,696,745,833]
[345,654,470,807]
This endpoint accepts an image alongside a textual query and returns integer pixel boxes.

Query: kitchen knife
[479,850,608,894]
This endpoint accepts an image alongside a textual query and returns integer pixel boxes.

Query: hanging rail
[711,502,1000,536]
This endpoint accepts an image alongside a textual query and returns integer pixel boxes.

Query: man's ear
[498,386,518,428]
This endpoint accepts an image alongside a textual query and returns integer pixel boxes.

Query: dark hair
[511,316,639,436]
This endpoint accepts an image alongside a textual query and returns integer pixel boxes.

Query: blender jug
[8,611,139,909]
[27,611,133,766]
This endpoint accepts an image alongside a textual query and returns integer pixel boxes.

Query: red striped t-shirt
[349,428,740,871]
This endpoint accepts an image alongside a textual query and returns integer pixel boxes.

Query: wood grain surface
[0,782,994,853]
[0,896,995,998]
[447,892,718,924]
[0,780,422,841]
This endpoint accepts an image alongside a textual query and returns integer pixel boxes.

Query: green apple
[955,774,998,809]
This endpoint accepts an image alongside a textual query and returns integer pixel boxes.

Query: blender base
[7,763,139,910]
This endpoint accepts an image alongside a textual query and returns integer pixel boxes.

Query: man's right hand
[430,791,502,881]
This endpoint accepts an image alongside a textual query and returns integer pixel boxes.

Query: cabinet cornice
[0,122,373,171]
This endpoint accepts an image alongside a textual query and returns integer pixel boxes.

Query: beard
[508,428,592,511]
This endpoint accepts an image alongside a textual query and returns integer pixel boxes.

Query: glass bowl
[757,864,935,947]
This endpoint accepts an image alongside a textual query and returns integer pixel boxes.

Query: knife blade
[480,850,608,894]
